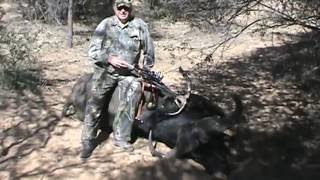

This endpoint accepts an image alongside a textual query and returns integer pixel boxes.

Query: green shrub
[0,26,42,91]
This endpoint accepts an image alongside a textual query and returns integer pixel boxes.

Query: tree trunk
[67,0,73,48]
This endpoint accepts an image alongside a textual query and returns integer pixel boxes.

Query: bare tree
[17,0,113,24]
[67,0,73,48]
[206,0,320,56]
[147,0,320,44]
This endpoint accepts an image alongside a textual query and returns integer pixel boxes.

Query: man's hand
[107,55,129,69]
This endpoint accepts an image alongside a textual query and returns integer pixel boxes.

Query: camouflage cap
[115,0,133,8]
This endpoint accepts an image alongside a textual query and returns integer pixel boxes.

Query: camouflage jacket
[88,15,155,70]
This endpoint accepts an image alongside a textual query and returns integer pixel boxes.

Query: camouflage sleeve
[141,22,155,70]
[88,19,109,66]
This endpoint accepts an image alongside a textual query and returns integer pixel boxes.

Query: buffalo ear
[192,127,209,144]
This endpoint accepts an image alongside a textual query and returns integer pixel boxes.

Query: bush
[146,0,232,22]
[0,26,42,91]
[16,0,68,24]
[17,0,114,24]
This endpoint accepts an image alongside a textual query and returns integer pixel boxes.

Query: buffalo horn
[148,130,178,159]
[166,67,191,116]
[148,130,165,159]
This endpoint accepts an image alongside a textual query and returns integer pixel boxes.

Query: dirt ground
[1,1,320,180]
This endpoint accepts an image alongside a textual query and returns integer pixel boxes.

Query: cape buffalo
[63,70,243,176]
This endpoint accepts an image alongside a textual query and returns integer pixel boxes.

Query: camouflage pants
[81,66,142,143]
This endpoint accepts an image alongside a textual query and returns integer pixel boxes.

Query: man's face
[114,5,132,23]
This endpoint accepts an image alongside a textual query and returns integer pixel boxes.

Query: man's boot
[113,139,134,152]
[80,140,97,159]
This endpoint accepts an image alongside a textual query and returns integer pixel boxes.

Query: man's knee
[84,95,106,123]
[130,80,142,92]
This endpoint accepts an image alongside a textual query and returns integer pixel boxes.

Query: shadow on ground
[112,159,213,180]
[183,31,320,179]
[0,51,69,178]
[107,31,320,179]
[0,86,61,178]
